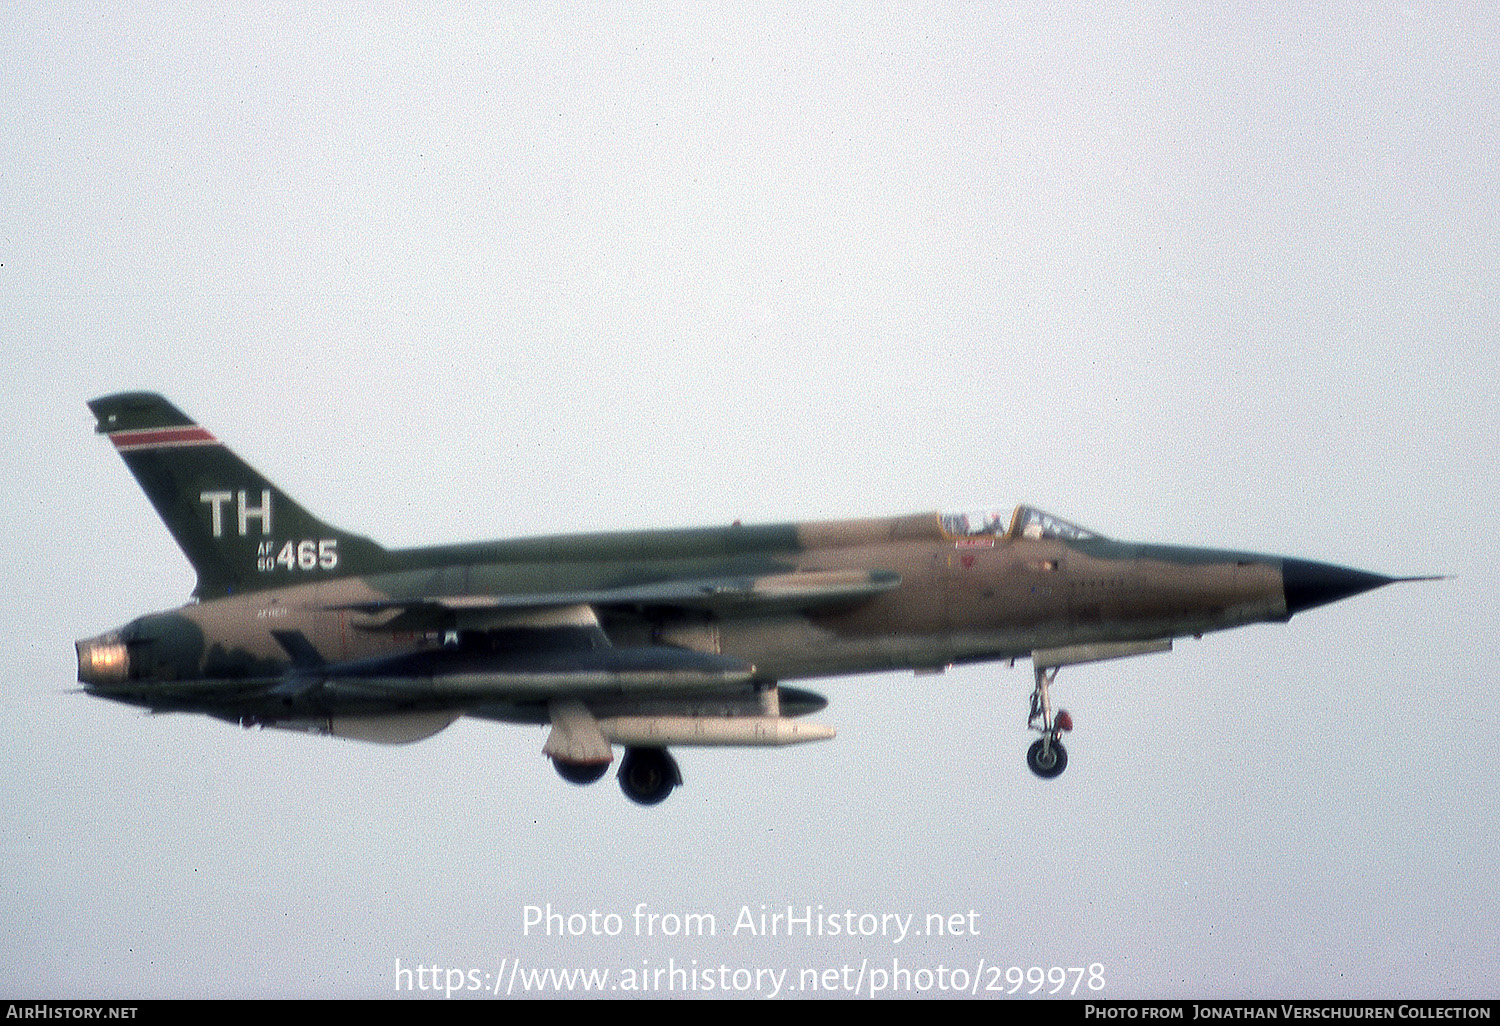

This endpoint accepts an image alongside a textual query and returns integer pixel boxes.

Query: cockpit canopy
[940,504,1103,542]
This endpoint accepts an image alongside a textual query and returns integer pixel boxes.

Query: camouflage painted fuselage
[83,508,1291,711]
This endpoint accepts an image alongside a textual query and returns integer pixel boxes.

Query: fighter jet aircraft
[76,392,1437,804]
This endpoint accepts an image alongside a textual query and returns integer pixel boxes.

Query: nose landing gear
[1026,663,1072,779]
[1022,639,1173,780]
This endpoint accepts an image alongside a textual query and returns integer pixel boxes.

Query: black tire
[1027,738,1068,779]
[618,748,680,806]
[553,758,609,785]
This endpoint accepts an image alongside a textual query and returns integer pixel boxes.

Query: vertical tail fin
[88,392,386,600]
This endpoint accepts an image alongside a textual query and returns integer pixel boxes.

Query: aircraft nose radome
[1280,558,1395,617]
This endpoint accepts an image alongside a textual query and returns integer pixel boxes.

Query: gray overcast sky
[3,2,1496,999]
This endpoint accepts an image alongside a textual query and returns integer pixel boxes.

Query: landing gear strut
[617,747,681,806]
[1026,664,1072,779]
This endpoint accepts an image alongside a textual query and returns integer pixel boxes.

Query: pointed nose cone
[1281,558,1395,617]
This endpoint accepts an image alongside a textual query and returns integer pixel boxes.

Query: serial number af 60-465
[256,539,338,572]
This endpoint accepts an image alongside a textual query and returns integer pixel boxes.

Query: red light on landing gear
[1056,710,1073,732]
